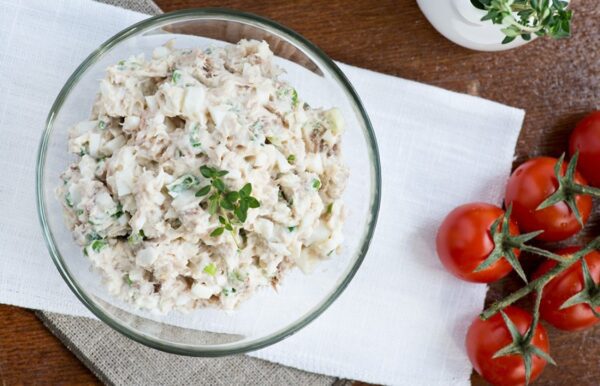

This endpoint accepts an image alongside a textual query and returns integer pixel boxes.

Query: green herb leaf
[210,227,224,237]
[225,191,239,202]
[291,88,299,107]
[97,120,106,130]
[195,185,211,197]
[287,154,296,164]
[240,183,252,197]
[200,165,213,178]
[246,197,260,208]
[234,206,247,223]
[288,226,296,232]
[220,199,234,210]
[212,178,226,192]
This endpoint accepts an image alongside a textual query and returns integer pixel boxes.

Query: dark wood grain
[0,305,99,385]
[2,0,598,384]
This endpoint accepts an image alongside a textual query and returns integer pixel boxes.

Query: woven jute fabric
[36,1,336,384]
[37,312,336,385]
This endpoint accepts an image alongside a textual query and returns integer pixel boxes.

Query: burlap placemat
[36,1,337,384]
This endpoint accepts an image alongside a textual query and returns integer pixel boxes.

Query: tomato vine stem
[480,235,600,320]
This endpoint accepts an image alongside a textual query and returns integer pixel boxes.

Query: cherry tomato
[436,203,520,283]
[533,247,600,331]
[505,157,592,242]
[466,306,550,386]
[570,111,600,187]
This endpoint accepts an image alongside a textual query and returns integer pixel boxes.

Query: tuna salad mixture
[57,39,348,313]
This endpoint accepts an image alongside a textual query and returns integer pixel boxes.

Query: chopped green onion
[326,203,333,215]
[65,192,73,208]
[203,262,218,276]
[90,239,107,253]
[288,226,296,232]
[124,274,133,286]
[229,270,245,282]
[287,154,296,164]
[312,179,321,190]
[222,287,237,297]
[127,230,144,245]
[97,120,106,130]
[111,203,123,219]
[190,123,202,148]
[265,136,280,146]
[291,89,299,107]
[167,175,200,197]
[172,70,181,84]
[87,232,102,242]
[250,120,263,131]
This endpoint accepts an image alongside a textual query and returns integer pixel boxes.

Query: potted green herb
[472,0,572,44]
[417,0,573,51]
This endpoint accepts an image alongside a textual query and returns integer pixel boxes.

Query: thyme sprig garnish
[196,165,260,247]
[471,0,572,44]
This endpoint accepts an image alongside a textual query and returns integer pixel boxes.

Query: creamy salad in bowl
[57,39,349,313]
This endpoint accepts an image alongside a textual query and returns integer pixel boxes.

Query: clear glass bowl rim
[36,8,382,356]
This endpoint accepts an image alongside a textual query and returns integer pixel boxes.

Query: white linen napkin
[0,0,524,384]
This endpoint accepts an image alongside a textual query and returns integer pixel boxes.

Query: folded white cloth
[0,0,524,384]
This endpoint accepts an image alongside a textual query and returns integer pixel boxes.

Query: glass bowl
[36,8,381,356]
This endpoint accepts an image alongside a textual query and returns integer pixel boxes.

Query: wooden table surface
[1,0,598,385]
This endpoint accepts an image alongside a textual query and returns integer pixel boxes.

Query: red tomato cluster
[437,112,600,386]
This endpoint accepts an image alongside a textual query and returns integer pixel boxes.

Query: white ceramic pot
[416,0,534,51]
